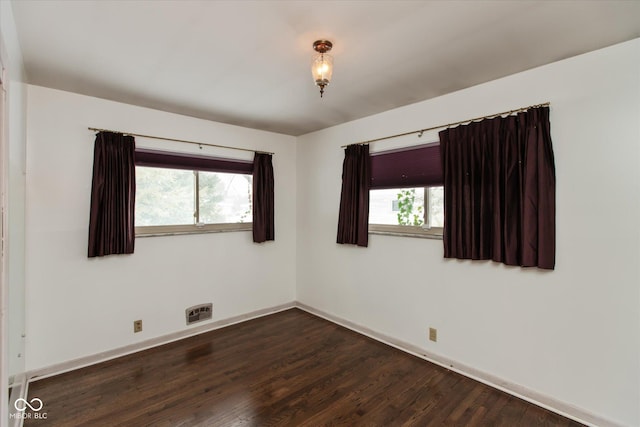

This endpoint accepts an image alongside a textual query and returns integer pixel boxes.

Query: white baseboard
[14,300,623,427]
[294,302,623,427]
[25,301,295,383]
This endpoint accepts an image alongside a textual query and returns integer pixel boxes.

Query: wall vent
[186,303,213,325]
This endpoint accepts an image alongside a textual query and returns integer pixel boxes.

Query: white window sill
[135,223,252,238]
[369,224,443,240]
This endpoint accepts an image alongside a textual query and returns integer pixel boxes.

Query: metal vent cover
[186,303,212,325]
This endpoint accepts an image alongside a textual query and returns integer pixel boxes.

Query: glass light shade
[311,53,333,86]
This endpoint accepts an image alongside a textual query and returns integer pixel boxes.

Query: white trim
[8,373,27,427]
[294,302,624,427]
[26,302,295,383]
[14,301,623,427]
[0,55,9,427]
[136,222,251,238]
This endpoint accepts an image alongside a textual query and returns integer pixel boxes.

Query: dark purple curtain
[337,144,370,247]
[88,132,136,257]
[439,107,555,269]
[253,153,274,243]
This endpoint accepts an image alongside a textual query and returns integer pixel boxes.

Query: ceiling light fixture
[311,40,333,98]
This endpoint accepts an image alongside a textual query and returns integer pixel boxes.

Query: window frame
[368,186,443,240]
[368,142,443,240]
[134,151,254,237]
[135,221,251,237]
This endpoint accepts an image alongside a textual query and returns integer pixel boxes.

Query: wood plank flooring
[24,309,585,426]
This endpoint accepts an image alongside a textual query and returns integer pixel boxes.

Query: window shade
[135,148,253,174]
[369,143,443,189]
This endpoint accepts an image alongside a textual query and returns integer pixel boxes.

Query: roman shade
[370,143,443,189]
[135,148,253,174]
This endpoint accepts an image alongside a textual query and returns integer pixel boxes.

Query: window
[369,186,443,238]
[134,149,253,236]
[368,143,443,238]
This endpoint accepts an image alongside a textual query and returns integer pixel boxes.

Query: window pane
[199,172,252,224]
[370,187,425,225]
[428,186,444,228]
[135,167,194,226]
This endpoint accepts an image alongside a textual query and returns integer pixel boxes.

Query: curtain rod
[341,102,550,148]
[88,127,275,155]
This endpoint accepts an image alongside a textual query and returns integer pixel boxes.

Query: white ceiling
[10,0,640,136]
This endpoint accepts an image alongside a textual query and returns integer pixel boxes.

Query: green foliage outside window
[136,167,195,226]
[396,188,424,226]
[197,172,225,224]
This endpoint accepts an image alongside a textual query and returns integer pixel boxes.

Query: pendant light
[311,40,333,98]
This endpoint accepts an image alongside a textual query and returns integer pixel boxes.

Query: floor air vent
[186,303,213,325]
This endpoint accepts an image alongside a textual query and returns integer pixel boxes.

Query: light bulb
[311,53,333,83]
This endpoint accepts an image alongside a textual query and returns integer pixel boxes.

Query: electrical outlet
[429,327,437,342]
[133,320,143,333]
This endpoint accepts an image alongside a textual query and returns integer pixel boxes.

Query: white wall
[25,86,297,371]
[297,39,640,427]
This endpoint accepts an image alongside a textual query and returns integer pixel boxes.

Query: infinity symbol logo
[14,397,44,412]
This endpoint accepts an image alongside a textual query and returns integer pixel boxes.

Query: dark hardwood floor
[24,309,584,426]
